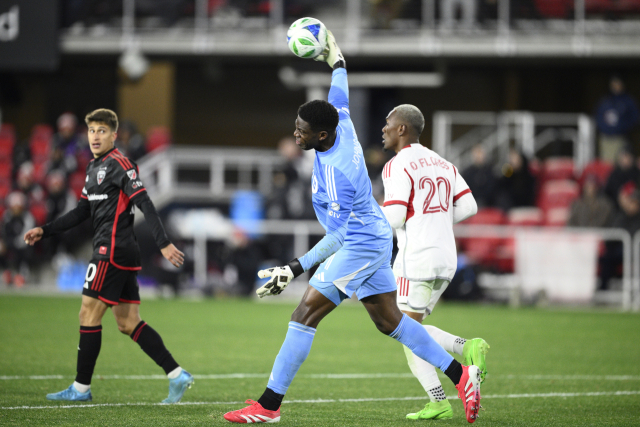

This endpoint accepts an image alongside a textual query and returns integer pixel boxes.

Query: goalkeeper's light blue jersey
[311,68,392,250]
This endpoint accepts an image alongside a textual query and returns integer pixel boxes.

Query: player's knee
[373,318,396,335]
[117,321,134,335]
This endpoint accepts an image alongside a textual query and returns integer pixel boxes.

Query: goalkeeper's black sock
[258,387,284,411]
[76,325,102,385]
[130,321,179,375]
[444,359,463,386]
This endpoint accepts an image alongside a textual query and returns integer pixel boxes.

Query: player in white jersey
[381,104,490,421]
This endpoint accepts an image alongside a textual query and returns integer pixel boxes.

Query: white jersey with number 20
[382,143,471,282]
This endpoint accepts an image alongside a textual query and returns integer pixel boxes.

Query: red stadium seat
[69,171,86,198]
[508,207,544,226]
[542,157,575,181]
[579,159,613,187]
[534,0,573,18]
[461,207,507,225]
[32,161,49,184]
[0,124,15,162]
[537,179,580,211]
[30,203,49,225]
[0,180,10,200]
[0,162,11,180]
[545,206,571,226]
[146,126,171,153]
[460,208,507,267]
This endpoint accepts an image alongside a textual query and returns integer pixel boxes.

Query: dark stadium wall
[1,57,639,151]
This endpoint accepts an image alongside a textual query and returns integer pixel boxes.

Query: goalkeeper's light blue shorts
[309,240,397,306]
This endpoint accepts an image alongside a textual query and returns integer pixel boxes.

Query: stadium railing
[432,111,595,174]
[59,0,640,57]
[136,145,286,211]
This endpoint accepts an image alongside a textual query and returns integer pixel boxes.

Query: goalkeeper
[224,30,482,424]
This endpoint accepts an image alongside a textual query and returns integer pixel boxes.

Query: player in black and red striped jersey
[24,109,194,403]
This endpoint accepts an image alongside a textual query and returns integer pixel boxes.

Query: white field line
[2,373,640,381]
[2,390,640,411]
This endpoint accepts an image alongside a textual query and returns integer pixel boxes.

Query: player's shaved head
[389,104,424,137]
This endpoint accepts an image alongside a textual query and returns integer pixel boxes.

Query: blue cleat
[162,370,194,403]
[46,385,92,402]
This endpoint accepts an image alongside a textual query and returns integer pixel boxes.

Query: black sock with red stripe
[76,325,102,385]
[130,321,179,375]
[444,359,463,386]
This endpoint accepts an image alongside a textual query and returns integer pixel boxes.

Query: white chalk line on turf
[2,390,640,411]
[3,373,640,381]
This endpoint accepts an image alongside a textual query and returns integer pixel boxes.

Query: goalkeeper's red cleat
[224,399,281,423]
[456,365,482,423]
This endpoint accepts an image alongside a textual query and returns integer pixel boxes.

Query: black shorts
[82,259,141,305]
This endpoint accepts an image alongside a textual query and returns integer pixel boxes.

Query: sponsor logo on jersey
[99,246,107,255]
[328,211,340,218]
[97,170,106,185]
[312,174,318,193]
[87,194,108,201]
[132,180,143,189]
[331,202,340,211]
[126,169,137,180]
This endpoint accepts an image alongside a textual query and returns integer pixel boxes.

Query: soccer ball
[286,17,328,59]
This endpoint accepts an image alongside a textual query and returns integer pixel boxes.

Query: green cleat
[462,338,490,383]
[406,400,453,420]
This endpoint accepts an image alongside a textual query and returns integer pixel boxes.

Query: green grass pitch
[1,294,639,426]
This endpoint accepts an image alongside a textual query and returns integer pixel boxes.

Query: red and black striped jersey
[43,147,170,270]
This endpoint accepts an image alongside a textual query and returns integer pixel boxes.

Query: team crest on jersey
[312,174,318,193]
[97,170,106,185]
[331,202,340,211]
[126,169,137,180]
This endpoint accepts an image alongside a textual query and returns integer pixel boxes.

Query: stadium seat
[460,208,507,267]
[462,207,507,225]
[508,207,544,226]
[579,159,613,187]
[0,123,15,162]
[0,180,10,200]
[32,161,49,184]
[146,126,171,153]
[534,0,573,18]
[537,179,580,211]
[30,203,49,225]
[545,206,571,226]
[0,162,11,180]
[542,157,575,181]
[69,171,86,198]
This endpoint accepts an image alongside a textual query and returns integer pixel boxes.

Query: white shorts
[396,277,449,315]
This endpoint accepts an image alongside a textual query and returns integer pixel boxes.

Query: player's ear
[318,130,328,141]
[398,124,407,136]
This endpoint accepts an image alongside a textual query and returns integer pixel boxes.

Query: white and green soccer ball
[286,17,328,59]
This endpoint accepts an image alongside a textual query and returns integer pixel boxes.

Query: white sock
[424,325,466,355]
[167,367,183,379]
[403,345,442,402]
[73,381,90,393]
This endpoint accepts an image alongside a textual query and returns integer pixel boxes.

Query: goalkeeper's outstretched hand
[256,265,295,298]
[314,30,345,69]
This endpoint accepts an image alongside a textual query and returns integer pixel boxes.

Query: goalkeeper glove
[314,30,345,69]
[256,259,304,298]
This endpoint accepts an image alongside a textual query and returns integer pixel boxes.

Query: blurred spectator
[462,144,497,208]
[15,162,45,205]
[567,174,613,228]
[115,120,146,161]
[52,113,81,157]
[603,146,640,211]
[495,149,536,211]
[42,170,79,259]
[223,228,261,296]
[599,186,640,291]
[369,0,405,29]
[366,148,388,204]
[265,136,315,221]
[0,192,34,286]
[48,145,78,177]
[441,0,477,30]
[595,75,639,163]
